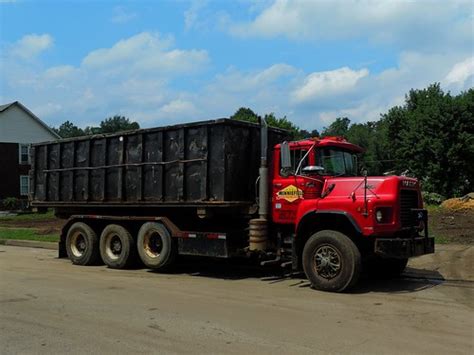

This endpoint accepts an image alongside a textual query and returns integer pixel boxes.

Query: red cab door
[272,145,313,224]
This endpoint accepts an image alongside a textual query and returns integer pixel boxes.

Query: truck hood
[322,175,419,200]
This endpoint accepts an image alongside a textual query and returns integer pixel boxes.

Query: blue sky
[1,0,473,131]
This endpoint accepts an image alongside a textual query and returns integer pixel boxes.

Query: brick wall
[0,142,30,200]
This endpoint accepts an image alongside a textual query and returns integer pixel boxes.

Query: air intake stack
[249,118,269,251]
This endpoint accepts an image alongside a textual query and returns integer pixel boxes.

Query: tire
[302,230,361,292]
[100,224,136,269]
[137,222,176,270]
[66,222,100,266]
[368,257,408,278]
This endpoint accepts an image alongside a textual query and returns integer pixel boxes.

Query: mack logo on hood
[402,180,417,188]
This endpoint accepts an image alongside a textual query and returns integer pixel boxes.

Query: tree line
[52,83,473,197]
[52,115,140,138]
[231,84,473,198]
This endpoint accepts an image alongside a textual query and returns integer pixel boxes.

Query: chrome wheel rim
[70,232,86,257]
[105,234,122,260]
[143,231,163,258]
[314,245,341,279]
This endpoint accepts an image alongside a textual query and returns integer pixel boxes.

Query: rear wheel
[100,224,136,269]
[302,230,361,292]
[66,222,100,265]
[137,222,176,270]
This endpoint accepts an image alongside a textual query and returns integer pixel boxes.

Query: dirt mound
[440,193,474,211]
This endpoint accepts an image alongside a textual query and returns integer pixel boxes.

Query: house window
[19,144,30,164]
[20,175,30,196]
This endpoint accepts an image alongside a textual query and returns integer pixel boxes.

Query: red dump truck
[30,118,434,292]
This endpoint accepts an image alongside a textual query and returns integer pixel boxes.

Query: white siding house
[0,101,60,143]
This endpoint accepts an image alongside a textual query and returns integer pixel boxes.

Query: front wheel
[302,230,361,292]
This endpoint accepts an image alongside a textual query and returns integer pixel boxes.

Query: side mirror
[280,141,293,177]
[280,141,291,169]
[302,165,325,174]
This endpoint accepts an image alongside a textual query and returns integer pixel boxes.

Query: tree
[321,117,351,137]
[83,126,102,135]
[381,84,473,196]
[230,107,306,139]
[230,107,259,123]
[264,113,301,138]
[98,115,140,134]
[54,115,141,138]
[299,129,320,138]
[52,121,85,138]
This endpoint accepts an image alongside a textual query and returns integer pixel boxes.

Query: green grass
[434,233,448,244]
[0,209,56,222]
[424,204,448,243]
[0,228,59,242]
[425,204,443,214]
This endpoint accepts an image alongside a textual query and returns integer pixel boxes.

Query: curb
[0,239,58,250]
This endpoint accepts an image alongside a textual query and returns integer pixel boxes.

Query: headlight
[375,207,392,223]
[376,210,383,222]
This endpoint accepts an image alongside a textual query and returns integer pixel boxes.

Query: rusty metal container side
[30,119,288,208]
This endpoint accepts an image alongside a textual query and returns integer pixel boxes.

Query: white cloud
[228,0,472,51]
[318,96,404,126]
[184,0,209,31]
[445,57,474,87]
[160,99,198,116]
[292,67,369,103]
[33,102,63,117]
[10,34,53,59]
[111,6,138,24]
[1,32,210,127]
[302,51,472,129]
[211,64,296,93]
[1,26,471,132]
[82,32,208,77]
[43,65,76,79]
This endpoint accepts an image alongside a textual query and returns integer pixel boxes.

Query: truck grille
[400,189,419,227]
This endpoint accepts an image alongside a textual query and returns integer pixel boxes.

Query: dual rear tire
[136,222,176,270]
[99,224,136,269]
[66,222,100,266]
[65,221,176,270]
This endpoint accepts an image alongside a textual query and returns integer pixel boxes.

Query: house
[0,101,61,207]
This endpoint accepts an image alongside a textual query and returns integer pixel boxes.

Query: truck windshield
[316,148,358,176]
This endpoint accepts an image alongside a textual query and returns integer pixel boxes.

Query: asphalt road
[1,246,473,355]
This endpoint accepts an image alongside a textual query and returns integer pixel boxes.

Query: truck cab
[270,137,434,291]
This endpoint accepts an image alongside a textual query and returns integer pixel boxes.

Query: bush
[422,191,446,205]
[3,197,19,210]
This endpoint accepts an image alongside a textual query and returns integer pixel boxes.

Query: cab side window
[283,149,308,174]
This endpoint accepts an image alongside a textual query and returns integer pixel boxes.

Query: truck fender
[296,210,362,237]
[294,210,363,269]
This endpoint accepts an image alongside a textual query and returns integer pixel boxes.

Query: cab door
[272,146,312,224]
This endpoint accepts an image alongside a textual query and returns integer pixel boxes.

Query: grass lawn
[0,209,55,222]
[433,234,448,244]
[0,228,59,243]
